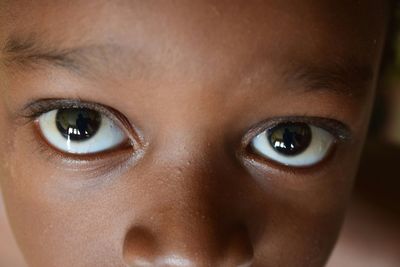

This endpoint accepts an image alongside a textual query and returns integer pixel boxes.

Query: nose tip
[221,227,254,267]
[123,226,159,266]
[123,225,254,267]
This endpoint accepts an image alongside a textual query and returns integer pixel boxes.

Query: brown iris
[56,108,102,141]
[268,122,312,156]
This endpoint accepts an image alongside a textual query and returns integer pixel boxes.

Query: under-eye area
[241,116,352,170]
[19,99,143,162]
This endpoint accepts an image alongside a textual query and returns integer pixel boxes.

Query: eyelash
[243,116,351,142]
[21,99,141,161]
[23,99,123,125]
[239,116,352,172]
[20,99,352,172]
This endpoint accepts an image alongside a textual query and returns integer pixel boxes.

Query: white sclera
[38,110,126,154]
[250,125,334,167]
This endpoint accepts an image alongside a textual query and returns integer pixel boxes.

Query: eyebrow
[2,36,374,98]
[281,59,374,97]
[3,36,83,71]
[1,36,130,75]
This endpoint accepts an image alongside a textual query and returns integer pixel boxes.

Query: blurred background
[1,11,400,267]
[327,8,400,267]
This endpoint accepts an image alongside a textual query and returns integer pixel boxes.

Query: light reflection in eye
[37,108,128,155]
[250,122,335,167]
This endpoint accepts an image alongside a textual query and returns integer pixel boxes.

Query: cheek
[1,140,127,266]
[253,181,351,267]
[2,173,127,267]
[244,141,363,266]
[0,119,100,266]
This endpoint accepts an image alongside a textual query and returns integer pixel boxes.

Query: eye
[250,122,335,167]
[37,108,128,155]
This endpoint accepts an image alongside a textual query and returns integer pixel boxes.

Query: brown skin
[0,1,388,266]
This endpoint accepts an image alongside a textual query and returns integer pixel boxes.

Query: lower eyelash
[241,139,339,177]
[32,118,133,160]
[17,99,142,167]
[237,116,352,174]
[27,119,140,182]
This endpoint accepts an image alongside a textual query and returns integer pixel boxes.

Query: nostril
[122,224,253,267]
[123,226,159,266]
[221,225,254,267]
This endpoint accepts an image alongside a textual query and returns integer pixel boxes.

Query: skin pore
[0,1,389,267]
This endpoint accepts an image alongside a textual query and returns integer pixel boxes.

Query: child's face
[0,1,388,266]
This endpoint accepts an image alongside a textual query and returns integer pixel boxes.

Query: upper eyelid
[20,100,352,146]
[21,98,113,118]
[240,116,353,148]
[20,98,144,147]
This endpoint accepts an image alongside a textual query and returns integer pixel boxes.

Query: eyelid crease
[240,116,353,149]
[20,98,144,148]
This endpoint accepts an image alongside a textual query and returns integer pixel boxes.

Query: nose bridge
[151,124,235,206]
[123,130,254,266]
[151,134,233,252]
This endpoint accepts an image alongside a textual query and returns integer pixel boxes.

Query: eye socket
[37,108,128,155]
[250,122,335,167]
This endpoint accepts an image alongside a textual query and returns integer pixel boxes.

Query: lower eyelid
[28,119,142,182]
[242,142,339,177]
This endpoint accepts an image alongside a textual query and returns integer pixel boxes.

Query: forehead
[0,0,389,106]
[0,1,387,56]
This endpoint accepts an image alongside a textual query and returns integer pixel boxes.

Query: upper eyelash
[20,98,142,147]
[21,98,114,119]
[241,116,353,148]
[20,100,352,155]
[237,117,352,174]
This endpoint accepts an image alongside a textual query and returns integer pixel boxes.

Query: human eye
[23,99,139,158]
[245,117,351,168]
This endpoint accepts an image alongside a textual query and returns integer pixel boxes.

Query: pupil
[268,122,312,156]
[56,108,102,141]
